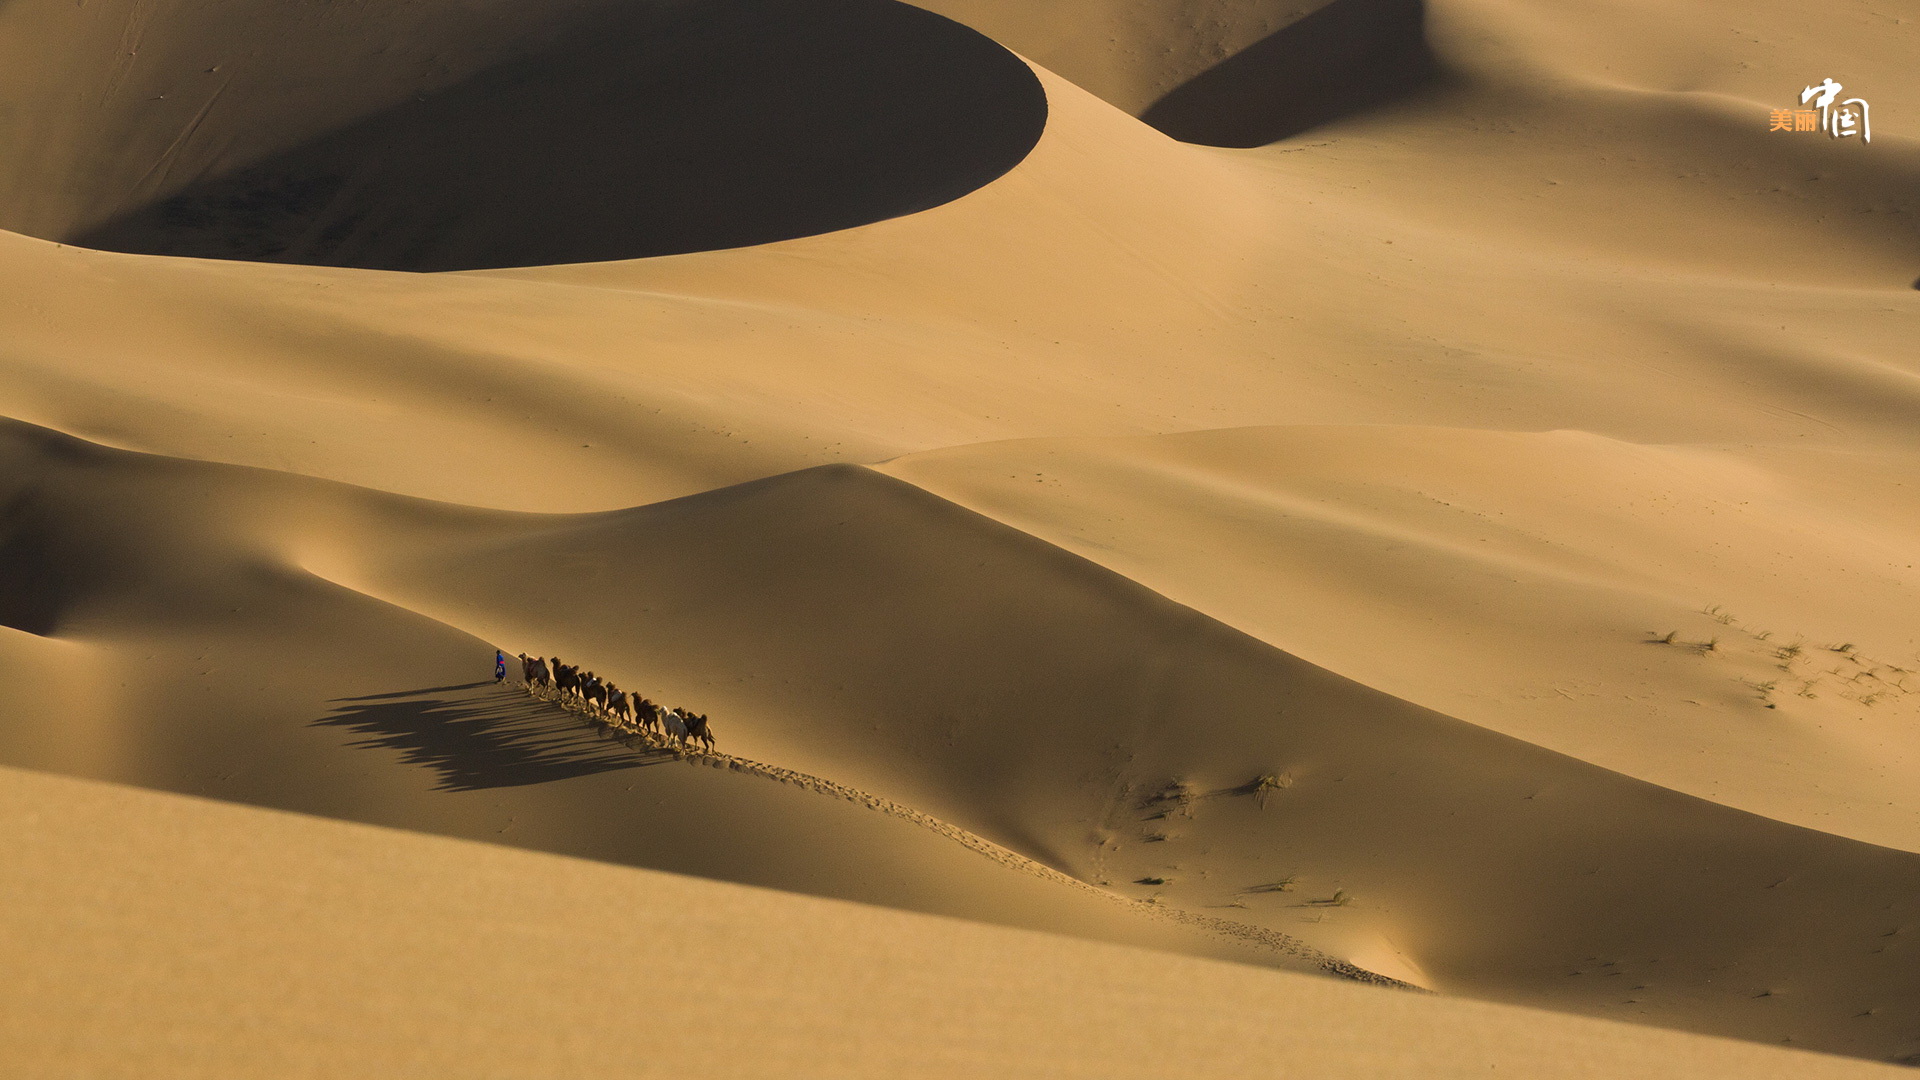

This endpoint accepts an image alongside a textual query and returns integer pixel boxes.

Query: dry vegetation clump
[1640,610,1920,712]
[1247,772,1293,807]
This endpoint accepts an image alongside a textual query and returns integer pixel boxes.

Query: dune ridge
[2,0,1918,1070]
[4,416,1920,1057]
[879,424,1920,854]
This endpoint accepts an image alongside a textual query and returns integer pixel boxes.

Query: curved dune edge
[0,0,1913,1073]
[875,425,1920,856]
[513,678,1412,988]
[2,0,1048,270]
[7,416,1920,1061]
[913,0,1436,143]
[4,763,1907,1080]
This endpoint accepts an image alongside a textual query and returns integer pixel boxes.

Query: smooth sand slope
[9,765,1913,1080]
[0,417,1339,980]
[882,426,1920,852]
[2,0,1919,1070]
[8,416,1920,1060]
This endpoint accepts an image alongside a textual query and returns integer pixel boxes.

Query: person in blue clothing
[494,650,508,682]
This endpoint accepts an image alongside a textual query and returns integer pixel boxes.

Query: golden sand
[1,0,1916,1071]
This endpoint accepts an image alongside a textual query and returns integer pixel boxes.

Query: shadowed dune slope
[1139,0,1438,147]
[7,419,1920,1059]
[916,0,1439,144]
[912,0,1325,117]
[0,42,1911,519]
[7,765,1912,1080]
[3,0,1045,269]
[0,0,1918,1070]
[0,418,1332,976]
[917,0,1916,153]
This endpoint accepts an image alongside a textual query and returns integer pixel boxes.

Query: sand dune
[908,0,1438,145]
[4,0,1044,269]
[11,765,1913,1079]
[0,418,1357,976]
[883,426,1920,852]
[3,0,1919,1070]
[4,416,1920,1057]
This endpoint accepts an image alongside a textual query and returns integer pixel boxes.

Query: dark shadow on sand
[314,686,665,792]
[1141,0,1438,148]
[0,490,70,637]
[71,0,1047,271]
[332,681,496,701]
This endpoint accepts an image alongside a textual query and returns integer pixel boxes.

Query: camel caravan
[515,653,716,754]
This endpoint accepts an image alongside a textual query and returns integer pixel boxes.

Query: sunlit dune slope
[7,418,1920,1058]
[8,765,1910,1080]
[882,426,1920,853]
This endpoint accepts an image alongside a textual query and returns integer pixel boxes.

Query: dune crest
[2,0,1918,1070]
[2,418,1920,1058]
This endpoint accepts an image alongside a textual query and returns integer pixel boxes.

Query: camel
[513,653,714,754]
[685,712,715,753]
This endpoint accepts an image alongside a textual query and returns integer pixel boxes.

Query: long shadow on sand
[70,0,1047,271]
[1141,0,1438,148]
[315,684,662,792]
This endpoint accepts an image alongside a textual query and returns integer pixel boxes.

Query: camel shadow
[314,686,664,792]
[332,681,496,701]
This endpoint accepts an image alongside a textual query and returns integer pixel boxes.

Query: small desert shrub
[1249,772,1292,806]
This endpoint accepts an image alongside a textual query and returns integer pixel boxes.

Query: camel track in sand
[518,680,1412,989]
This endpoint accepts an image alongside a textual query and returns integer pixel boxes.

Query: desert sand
[1,0,1917,1073]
